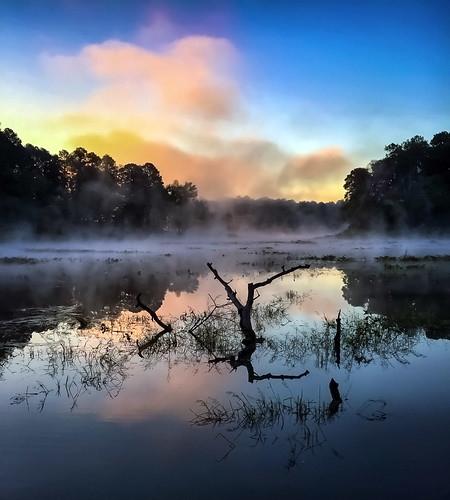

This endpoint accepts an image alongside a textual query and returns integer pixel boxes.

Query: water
[0,239,449,499]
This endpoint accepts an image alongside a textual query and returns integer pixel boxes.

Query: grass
[192,391,329,429]
[191,390,332,467]
[376,254,450,262]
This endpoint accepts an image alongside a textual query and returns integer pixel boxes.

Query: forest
[1,127,449,236]
[344,132,450,232]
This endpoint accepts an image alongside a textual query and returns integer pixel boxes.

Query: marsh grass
[264,312,421,370]
[192,391,329,429]
[191,390,332,467]
[9,327,132,411]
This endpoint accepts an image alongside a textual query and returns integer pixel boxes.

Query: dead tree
[135,293,173,357]
[206,262,310,382]
[207,262,309,343]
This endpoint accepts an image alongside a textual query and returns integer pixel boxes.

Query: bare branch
[252,264,310,290]
[136,293,173,333]
[135,330,168,357]
[206,263,243,310]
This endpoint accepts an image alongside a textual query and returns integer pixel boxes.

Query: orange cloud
[279,147,352,183]
[67,129,349,201]
[277,147,351,200]
[43,36,239,121]
[68,129,278,199]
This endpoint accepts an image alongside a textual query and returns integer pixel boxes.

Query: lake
[1,237,449,500]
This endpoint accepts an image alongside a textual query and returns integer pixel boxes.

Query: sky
[1,0,449,201]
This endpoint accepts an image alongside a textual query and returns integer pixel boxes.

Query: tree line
[0,127,343,236]
[1,126,448,236]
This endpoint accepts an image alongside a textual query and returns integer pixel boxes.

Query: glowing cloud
[67,129,349,201]
[43,36,239,121]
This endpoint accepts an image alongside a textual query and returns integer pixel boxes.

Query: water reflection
[1,252,450,498]
[343,263,450,339]
[2,260,433,412]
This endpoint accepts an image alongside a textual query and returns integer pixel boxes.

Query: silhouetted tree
[343,131,450,232]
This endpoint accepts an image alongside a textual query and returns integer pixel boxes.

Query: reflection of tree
[0,256,202,340]
[342,263,450,339]
[5,296,423,413]
[135,294,294,370]
[3,259,433,419]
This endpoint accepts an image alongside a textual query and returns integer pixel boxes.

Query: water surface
[1,239,449,499]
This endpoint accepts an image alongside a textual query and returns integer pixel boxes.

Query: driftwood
[136,262,311,384]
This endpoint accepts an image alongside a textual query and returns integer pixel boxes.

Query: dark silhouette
[204,262,311,381]
[328,378,343,417]
[2,127,449,236]
[344,132,450,232]
[0,127,208,236]
[0,126,344,236]
[135,293,173,356]
[334,310,341,368]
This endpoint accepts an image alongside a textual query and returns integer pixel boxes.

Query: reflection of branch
[209,341,310,383]
[252,370,310,381]
[136,293,173,357]
[136,293,172,332]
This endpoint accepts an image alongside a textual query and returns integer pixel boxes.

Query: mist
[2,127,449,242]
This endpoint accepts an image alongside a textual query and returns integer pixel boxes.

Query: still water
[0,239,449,499]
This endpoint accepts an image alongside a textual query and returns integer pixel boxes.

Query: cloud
[67,129,349,201]
[37,30,353,201]
[279,147,352,184]
[135,11,178,46]
[277,147,351,200]
[67,129,279,199]
[42,35,239,121]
